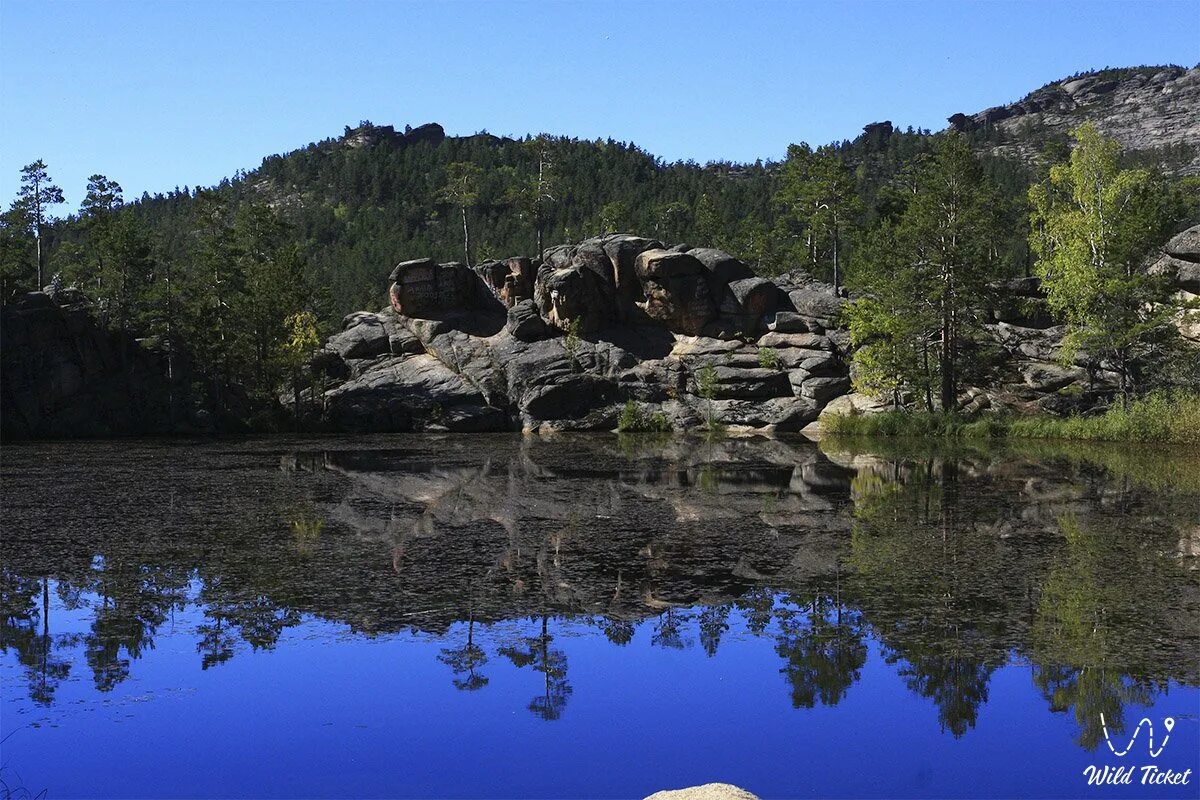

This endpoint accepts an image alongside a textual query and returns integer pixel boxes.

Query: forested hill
[15,64,1200,326]
[112,66,1194,318]
[120,119,1012,317]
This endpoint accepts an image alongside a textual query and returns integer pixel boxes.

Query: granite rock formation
[304,225,1200,433]
[302,235,853,433]
[949,66,1200,175]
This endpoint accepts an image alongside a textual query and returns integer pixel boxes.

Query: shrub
[616,400,672,433]
[757,346,780,370]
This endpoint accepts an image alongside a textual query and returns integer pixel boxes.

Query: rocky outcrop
[307,224,1200,433]
[300,235,854,433]
[948,66,1200,175]
[0,289,240,439]
[1148,224,1200,343]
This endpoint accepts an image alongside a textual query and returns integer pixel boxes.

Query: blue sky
[1,0,1197,210]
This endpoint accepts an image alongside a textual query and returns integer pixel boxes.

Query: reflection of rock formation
[2,436,1196,740]
[314,436,856,626]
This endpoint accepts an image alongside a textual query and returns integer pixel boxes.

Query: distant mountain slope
[110,65,1197,319]
[949,65,1200,174]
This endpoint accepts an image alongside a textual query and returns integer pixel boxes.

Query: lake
[2,434,1197,799]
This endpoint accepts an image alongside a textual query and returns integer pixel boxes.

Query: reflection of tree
[775,595,866,709]
[0,573,73,705]
[599,617,635,646]
[1028,514,1167,750]
[698,604,732,657]
[887,644,994,737]
[195,575,301,670]
[848,459,1001,737]
[438,612,489,691]
[1032,663,1155,751]
[499,615,572,721]
[652,607,689,650]
[735,588,775,635]
[86,561,187,691]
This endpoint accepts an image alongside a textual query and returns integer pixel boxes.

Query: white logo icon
[1101,714,1174,758]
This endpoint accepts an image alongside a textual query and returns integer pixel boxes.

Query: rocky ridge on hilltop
[949,65,1200,174]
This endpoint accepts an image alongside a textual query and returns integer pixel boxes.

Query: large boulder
[324,354,505,432]
[720,277,779,336]
[389,259,485,317]
[476,257,537,308]
[785,286,847,329]
[688,247,755,295]
[326,313,391,360]
[1164,224,1200,262]
[635,249,716,335]
[506,299,548,342]
[601,234,662,306]
[767,311,810,333]
[534,262,617,333]
[0,290,238,438]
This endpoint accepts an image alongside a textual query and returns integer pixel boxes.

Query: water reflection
[2,434,1197,750]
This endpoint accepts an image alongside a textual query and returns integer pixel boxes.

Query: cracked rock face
[305,235,858,433]
[303,222,1199,434]
[950,66,1200,176]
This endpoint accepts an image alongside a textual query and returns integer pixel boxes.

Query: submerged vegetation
[822,391,1200,444]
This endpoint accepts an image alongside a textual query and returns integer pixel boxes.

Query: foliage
[14,160,65,287]
[756,346,780,370]
[696,363,718,400]
[847,134,1002,410]
[822,391,1200,444]
[694,363,724,432]
[774,143,862,289]
[438,161,483,265]
[615,400,672,433]
[563,317,582,368]
[1029,123,1181,394]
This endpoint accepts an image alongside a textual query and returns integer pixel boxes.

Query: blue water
[2,435,1197,798]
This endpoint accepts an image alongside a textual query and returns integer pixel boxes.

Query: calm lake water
[2,434,1197,799]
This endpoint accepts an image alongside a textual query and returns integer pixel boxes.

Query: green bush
[616,400,672,433]
[757,347,780,370]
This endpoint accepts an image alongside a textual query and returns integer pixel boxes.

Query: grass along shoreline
[820,392,1200,445]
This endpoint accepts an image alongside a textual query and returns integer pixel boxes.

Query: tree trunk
[832,216,840,293]
[922,339,934,412]
[940,312,955,413]
[293,369,302,431]
[461,206,471,267]
[35,228,43,288]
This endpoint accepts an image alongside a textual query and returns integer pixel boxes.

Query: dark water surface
[2,434,1198,799]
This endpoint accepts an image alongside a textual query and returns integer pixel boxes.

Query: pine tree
[438,162,483,265]
[774,145,861,290]
[849,134,1000,410]
[15,160,65,288]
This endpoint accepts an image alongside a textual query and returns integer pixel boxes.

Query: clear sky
[1,0,1197,210]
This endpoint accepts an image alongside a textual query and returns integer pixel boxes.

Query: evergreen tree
[15,160,65,288]
[774,144,861,290]
[0,205,35,295]
[849,134,1001,410]
[438,161,483,265]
